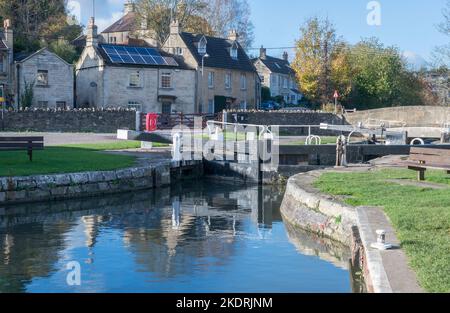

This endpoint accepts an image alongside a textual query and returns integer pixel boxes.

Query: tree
[20,80,34,109]
[292,17,339,105]
[134,0,254,48]
[203,0,254,49]
[49,38,78,64]
[348,38,424,109]
[433,0,450,67]
[0,0,83,52]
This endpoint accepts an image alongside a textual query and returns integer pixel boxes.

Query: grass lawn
[0,141,143,177]
[314,168,450,293]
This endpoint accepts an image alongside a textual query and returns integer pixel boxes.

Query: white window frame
[208,72,214,88]
[129,72,141,88]
[230,43,238,59]
[239,100,247,110]
[240,74,247,90]
[198,36,207,55]
[128,101,142,111]
[37,70,49,86]
[161,72,172,89]
[208,99,215,114]
[225,73,232,89]
[176,47,183,55]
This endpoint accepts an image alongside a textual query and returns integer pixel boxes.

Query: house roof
[102,12,137,33]
[179,32,256,73]
[14,47,72,65]
[253,55,294,75]
[97,43,194,71]
[0,40,9,50]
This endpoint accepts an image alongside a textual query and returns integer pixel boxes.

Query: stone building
[163,21,261,113]
[0,19,14,105]
[252,47,302,105]
[75,18,196,113]
[14,48,74,109]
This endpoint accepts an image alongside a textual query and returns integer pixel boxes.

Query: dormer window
[198,36,207,55]
[230,42,238,59]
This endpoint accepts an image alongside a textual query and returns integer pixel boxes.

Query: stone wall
[223,111,347,136]
[1,108,137,133]
[344,106,450,127]
[0,160,203,205]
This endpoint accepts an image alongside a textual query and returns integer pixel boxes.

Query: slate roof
[97,43,194,71]
[253,55,295,75]
[14,51,33,62]
[102,12,136,33]
[0,40,9,50]
[179,32,256,73]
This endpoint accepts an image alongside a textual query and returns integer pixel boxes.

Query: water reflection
[0,181,351,293]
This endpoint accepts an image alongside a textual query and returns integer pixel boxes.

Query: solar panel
[101,45,179,67]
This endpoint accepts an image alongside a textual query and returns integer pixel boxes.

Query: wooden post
[418,169,425,181]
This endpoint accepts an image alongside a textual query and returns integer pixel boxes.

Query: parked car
[260,101,280,111]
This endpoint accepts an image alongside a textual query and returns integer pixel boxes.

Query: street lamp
[201,53,209,77]
[200,53,209,113]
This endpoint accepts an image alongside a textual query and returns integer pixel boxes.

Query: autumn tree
[134,0,254,48]
[348,38,425,109]
[0,0,82,52]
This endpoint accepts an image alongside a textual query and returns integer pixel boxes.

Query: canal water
[0,181,352,293]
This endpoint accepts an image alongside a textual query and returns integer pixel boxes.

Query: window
[161,72,172,89]
[198,36,207,55]
[129,72,141,88]
[0,55,4,73]
[128,101,142,111]
[175,47,183,55]
[230,42,238,59]
[225,73,232,89]
[260,76,265,83]
[56,101,66,109]
[109,37,117,44]
[162,101,172,114]
[208,72,214,88]
[240,74,247,90]
[37,101,48,108]
[208,99,214,114]
[37,70,48,86]
[239,101,247,110]
[283,77,288,88]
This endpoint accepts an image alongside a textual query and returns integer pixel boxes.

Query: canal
[0,181,352,293]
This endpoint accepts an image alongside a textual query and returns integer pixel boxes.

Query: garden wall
[1,109,137,133]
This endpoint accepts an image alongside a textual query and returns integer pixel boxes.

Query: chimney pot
[228,30,239,41]
[283,51,288,61]
[260,46,267,59]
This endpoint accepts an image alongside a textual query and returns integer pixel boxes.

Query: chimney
[86,17,98,47]
[283,51,288,61]
[228,29,239,41]
[3,19,13,50]
[170,20,181,35]
[124,0,136,15]
[260,46,267,59]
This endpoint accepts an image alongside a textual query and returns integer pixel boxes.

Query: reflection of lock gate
[146,113,159,132]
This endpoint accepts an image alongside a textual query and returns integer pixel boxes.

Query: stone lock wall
[0,161,203,205]
[1,108,137,133]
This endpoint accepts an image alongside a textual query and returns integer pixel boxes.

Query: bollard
[370,229,393,251]
[172,132,182,161]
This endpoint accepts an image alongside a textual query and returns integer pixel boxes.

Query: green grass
[0,141,142,177]
[314,169,450,293]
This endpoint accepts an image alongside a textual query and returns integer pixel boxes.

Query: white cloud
[96,11,123,32]
[402,51,428,71]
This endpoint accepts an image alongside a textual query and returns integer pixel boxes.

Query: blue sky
[71,0,449,64]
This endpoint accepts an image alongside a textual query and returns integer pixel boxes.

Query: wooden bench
[406,147,450,181]
[0,137,44,162]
